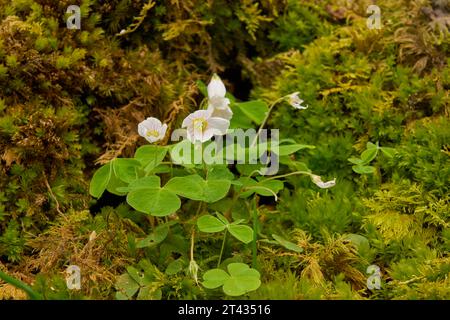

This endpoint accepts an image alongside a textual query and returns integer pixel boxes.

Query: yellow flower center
[193,118,208,133]
[146,129,159,138]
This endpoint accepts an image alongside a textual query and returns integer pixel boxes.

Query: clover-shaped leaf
[352,165,376,174]
[238,177,284,199]
[115,261,163,300]
[273,142,315,156]
[89,163,112,198]
[164,174,204,201]
[203,263,261,296]
[136,222,171,248]
[197,214,253,244]
[127,187,180,216]
[228,224,253,244]
[116,176,160,193]
[134,145,168,173]
[112,158,141,183]
[197,214,227,233]
[164,174,231,203]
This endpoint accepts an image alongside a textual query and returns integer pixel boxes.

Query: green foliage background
[0,0,449,299]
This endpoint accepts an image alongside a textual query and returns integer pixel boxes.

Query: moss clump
[253,0,449,299]
[1,0,449,300]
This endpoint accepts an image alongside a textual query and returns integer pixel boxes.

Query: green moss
[0,0,448,300]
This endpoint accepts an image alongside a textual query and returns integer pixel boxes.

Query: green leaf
[239,177,284,198]
[151,164,171,174]
[169,140,197,166]
[164,174,231,203]
[202,269,229,289]
[215,212,229,225]
[204,179,231,203]
[366,142,378,150]
[207,165,234,181]
[276,144,315,156]
[348,157,364,165]
[344,234,369,248]
[196,80,207,97]
[115,273,139,300]
[232,100,268,125]
[285,160,311,173]
[380,147,396,158]
[126,266,142,285]
[136,224,170,248]
[113,158,141,183]
[137,287,162,300]
[352,165,376,174]
[272,234,303,253]
[117,176,161,193]
[134,145,167,172]
[197,215,227,233]
[127,188,180,216]
[228,224,253,244]
[202,263,260,296]
[223,263,261,296]
[229,105,254,129]
[360,147,378,164]
[89,163,112,198]
[235,163,263,176]
[208,198,249,221]
[164,175,204,201]
[106,172,128,196]
[165,259,185,275]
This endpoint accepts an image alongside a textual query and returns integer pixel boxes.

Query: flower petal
[208,117,230,135]
[207,74,226,98]
[209,96,230,110]
[201,129,216,142]
[311,175,336,189]
[287,92,308,110]
[208,105,233,121]
[138,122,146,137]
[158,123,168,140]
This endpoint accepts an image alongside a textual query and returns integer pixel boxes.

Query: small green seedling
[348,142,396,174]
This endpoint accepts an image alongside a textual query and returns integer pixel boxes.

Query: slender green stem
[252,196,259,270]
[224,191,240,220]
[0,269,42,300]
[244,186,278,201]
[263,170,313,182]
[190,228,195,261]
[217,230,227,268]
[251,96,286,147]
[195,201,203,216]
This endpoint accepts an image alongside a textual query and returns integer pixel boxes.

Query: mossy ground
[0,0,449,299]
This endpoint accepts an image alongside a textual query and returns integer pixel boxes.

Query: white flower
[182,109,229,143]
[138,117,167,143]
[206,73,233,121]
[207,104,233,121]
[288,92,308,110]
[207,74,230,110]
[310,175,336,189]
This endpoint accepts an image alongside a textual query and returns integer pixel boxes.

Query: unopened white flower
[288,92,308,110]
[310,175,336,189]
[182,109,229,143]
[138,117,167,143]
[207,74,230,110]
[189,259,199,285]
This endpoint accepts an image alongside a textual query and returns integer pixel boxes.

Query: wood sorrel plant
[89,74,335,298]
